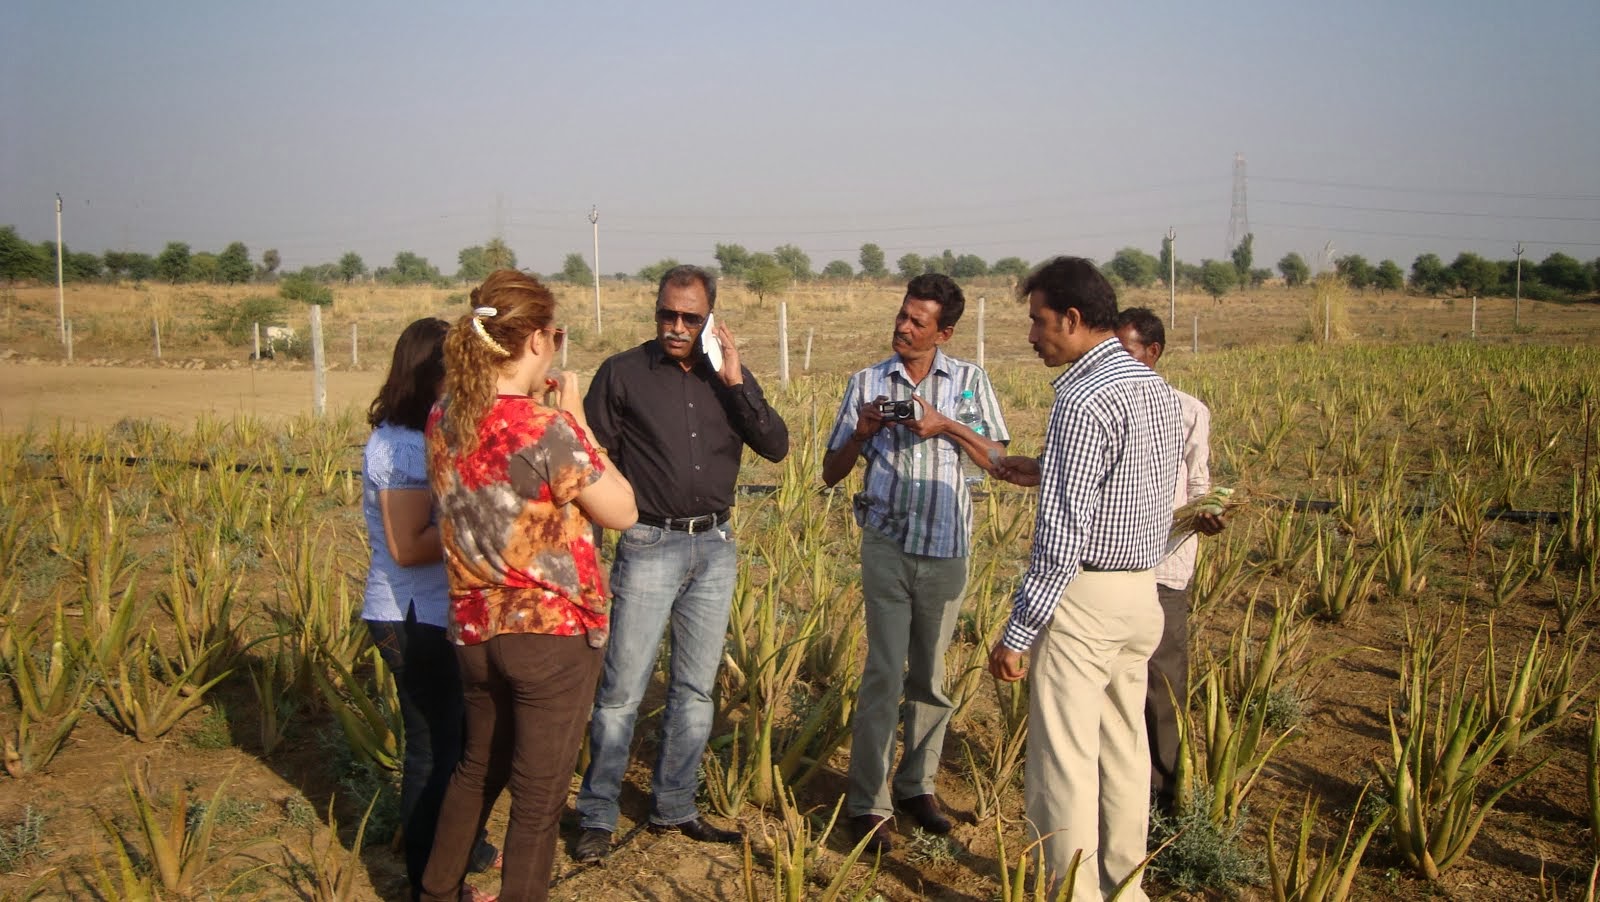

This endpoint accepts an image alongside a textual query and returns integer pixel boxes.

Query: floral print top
[425,395,608,647]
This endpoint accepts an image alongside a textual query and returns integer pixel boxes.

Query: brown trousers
[420,633,601,902]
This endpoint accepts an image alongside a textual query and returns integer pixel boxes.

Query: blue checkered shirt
[1002,337,1183,651]
[827,350,1009,559]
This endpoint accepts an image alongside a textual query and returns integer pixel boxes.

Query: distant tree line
[1103,232,1598,303]
[3,224,1595,304]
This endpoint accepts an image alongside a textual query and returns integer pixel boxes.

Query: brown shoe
[895,794,953,834]
[849,814,893,855]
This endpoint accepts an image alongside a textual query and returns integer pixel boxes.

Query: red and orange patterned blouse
[425,395,609,647]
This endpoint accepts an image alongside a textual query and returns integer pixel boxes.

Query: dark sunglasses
[655,309,707,329]
[546,327,565,350]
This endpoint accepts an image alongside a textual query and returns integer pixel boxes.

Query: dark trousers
[368,614,466,895]
[420,633,601,902]
[1144,584,1190,810]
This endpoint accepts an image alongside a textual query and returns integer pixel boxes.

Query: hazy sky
[4,0,1598,278]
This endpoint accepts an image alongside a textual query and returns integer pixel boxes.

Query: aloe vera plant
[1378,638,1550,880]
[744,771,881,902]
[1267,789,1386,902]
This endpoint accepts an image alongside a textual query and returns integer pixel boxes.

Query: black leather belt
[1081,562,1134,572]
[638,510,729,534]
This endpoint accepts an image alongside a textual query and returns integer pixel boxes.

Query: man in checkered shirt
[822,273,1009,854]
[989,257,1183,902]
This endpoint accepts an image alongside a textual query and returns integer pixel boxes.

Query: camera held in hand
[876,399,917,422]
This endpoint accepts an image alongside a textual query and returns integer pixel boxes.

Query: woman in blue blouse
[362,318,496,900]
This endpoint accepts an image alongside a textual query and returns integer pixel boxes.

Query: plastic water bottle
[954,389,986,486]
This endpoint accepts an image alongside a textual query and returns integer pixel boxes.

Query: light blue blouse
[361,422,450,627]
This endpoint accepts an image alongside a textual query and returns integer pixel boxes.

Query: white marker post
[778,300,790,386]
[590,206,602,336]
[350,322,359,369]
[976,295,986,369]
[804,327,814,373]
[1166,227,1177,328]
[310,305,326,417]
[153,318,161,360]
[55,194,65,345]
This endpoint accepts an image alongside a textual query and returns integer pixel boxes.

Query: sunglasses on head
[655,309,707,329]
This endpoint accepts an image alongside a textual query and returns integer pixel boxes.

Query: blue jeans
[578,522,737,830]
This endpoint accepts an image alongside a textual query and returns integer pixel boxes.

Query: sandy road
[0,362,385,431]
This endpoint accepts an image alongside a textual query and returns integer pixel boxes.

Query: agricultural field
[1,279,1599,900]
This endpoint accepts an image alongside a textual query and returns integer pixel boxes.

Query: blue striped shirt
[826,350,1009,559]
[1003,337,1183,651]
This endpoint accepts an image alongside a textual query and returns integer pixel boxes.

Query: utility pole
[1513,241,1524,329]
[1166,227,1176,328]
[589,206,602,335]
[55,194,65,344]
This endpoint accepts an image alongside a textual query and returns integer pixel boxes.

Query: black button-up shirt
[583,340,789,520]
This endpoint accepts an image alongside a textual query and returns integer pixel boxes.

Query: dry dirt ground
[3,357,1597,902]
[3,282,1600,901]
[0,361,383,432]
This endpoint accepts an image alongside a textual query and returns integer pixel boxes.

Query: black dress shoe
[895,794,953,834]
[574,828,613,863]
[650,817,741,844]
[849,814,893,854]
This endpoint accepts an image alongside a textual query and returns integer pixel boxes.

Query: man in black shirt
[575,265,789,861]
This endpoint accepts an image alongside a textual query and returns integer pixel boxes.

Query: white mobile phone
[701,312,723,372]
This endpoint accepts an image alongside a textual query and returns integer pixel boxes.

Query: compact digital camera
[876,399,917,421]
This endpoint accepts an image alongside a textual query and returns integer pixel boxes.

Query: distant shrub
[203,294,288,345]
[280,274,333,307]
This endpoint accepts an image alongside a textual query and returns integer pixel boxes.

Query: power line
[1254,220,1600,249]
[1256,198,1600,223]
[594,201,1219,240]
[1252,174,1600,202]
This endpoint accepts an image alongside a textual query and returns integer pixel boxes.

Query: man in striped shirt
[990,258,1182,902]
[823,273,1009,853]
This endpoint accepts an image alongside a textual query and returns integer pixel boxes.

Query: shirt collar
[644,338,707,375]
[889,347,952,386]
[1051,336,1124,392]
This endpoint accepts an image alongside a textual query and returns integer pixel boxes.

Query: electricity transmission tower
[1226,152,1249,256]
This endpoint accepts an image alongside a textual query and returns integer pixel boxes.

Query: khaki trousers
[1026,569,1163,902]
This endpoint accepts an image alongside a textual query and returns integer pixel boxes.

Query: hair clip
[471,317,511,357]
[473,306,498,318]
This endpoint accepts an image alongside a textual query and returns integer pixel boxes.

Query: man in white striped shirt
[990,258,1182,902]
[823,273,1009,853]
[1115,307,1226,816]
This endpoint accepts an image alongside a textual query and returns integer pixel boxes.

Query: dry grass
[5,279,1596,378]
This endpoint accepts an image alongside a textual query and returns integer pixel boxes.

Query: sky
[3,0,1598,278]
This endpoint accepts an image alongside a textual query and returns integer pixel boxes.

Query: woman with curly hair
[420,270,635,902]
